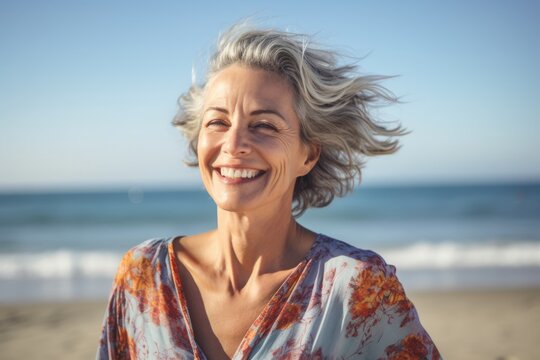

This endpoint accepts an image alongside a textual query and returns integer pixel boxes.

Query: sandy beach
[408,288,540,360]
[1,288,538,360]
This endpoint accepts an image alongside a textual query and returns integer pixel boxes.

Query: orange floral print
[349,267,387,319]
[97,235,441,360]
[349,264,411,317]
[384,333,442,360]
[276,303,302,330]
[114,326,132,359]
[115,250,156,297]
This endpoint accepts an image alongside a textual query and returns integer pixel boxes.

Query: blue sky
[1,0,539,191]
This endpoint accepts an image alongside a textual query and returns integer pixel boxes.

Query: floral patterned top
[97,234,441,359]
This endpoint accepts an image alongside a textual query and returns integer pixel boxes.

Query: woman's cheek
[197,132,217,157]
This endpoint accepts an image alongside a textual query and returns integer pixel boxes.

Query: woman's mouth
[215,167,266,184]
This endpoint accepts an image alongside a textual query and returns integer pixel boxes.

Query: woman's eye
[207,119,228,127]
[253,122,277,131]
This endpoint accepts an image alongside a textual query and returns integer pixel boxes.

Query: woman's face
[197,64,317,214]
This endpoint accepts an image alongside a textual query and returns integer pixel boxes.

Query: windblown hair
[173,23,408,217]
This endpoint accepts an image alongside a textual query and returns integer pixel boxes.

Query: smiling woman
[198,65,317,215]
[96,23,441,360]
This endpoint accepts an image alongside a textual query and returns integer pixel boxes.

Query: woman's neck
[211,205,311,294]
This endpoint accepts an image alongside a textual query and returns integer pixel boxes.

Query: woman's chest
[186,291,270,359]
[183,270,289,359]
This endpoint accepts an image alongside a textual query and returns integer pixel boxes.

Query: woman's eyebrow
[250,109,287,122]
[204,107,287,122]
[204,106,228,115]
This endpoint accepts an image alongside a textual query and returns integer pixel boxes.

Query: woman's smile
[98,24,439,360]
[197,64,316,213]
[215,166,267,184]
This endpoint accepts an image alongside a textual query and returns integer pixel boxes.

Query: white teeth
[219,167,262,179]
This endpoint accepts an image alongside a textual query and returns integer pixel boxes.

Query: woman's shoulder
[119,237,173,264]
[311,235,441,358]
[312,234,401,295]
[112,237,175,286]
[315,233,393,274]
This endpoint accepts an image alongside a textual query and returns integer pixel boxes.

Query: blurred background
[1,0,539,359]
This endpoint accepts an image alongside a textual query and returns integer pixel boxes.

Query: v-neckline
[167,233,322,360]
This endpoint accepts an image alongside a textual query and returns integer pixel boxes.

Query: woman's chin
[215,201,255,214]
[211,192,256,213]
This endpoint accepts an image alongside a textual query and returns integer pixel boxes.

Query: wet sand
[1,288,539,360]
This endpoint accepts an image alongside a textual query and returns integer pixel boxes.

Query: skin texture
[172,64,320,359]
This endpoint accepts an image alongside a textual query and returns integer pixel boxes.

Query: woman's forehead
[204,65,294,110]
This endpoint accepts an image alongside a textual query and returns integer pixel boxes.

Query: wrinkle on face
[197,64,313,214]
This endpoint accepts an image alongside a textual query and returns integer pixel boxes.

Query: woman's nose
[222,125,251,156]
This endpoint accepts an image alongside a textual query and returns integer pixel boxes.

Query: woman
[97,24,440,359]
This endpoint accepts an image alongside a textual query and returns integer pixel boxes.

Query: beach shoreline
[1,287,538,360]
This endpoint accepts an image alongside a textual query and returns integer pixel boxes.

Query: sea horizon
[2,178,540,195]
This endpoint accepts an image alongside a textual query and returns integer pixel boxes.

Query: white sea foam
[0,251,122,279]
[1,242,540,280]
[380,242,540,269]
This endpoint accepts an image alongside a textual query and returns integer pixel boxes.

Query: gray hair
[173,24,408,217]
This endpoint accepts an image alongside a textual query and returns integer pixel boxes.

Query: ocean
[1,183,539,302]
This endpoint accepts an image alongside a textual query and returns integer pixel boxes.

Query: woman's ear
[298,143,321,176]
